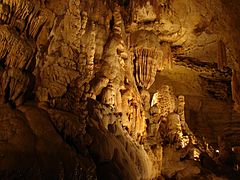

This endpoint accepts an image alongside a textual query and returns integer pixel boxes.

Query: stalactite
[0,3,10,23]
[177,95,185,125]
[139,48,143,86]
[232,70,240,105]
[217,39,227,70]
[131,103,137,138]
[0,25,12,59]
[148,55,158,89]
[157,28,185,43]
[2,68,30,105]
[159,42,173,70]
[137,0,171,9]
[28,9,48,39]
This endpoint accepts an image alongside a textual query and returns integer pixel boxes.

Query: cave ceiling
[0,0,240,179]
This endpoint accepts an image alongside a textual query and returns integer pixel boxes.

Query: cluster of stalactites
[0,0,36,23]
[0,0,52,40]
[131,32,173,90]
[0,25,34,106]
[0,0,40,26]
[0,25,34,70]
[0,0,47,106]
[133,47,161,89]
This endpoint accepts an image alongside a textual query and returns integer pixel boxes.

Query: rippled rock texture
[0,0,240,179]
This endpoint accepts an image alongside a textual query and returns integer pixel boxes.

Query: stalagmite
[167,113,183,146]
[86,22,96,79]
[101,83,116,108]
[151,85,176,117]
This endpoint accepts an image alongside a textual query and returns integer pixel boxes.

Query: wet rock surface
[0,0,240,179]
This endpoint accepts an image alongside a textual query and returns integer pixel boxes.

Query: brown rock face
[0,0,240,179]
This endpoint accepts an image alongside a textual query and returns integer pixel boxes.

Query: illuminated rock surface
[0,0,240,179]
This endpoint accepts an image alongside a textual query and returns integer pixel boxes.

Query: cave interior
[0,0,240,179]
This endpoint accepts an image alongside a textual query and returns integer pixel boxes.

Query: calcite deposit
[0,0,240,179]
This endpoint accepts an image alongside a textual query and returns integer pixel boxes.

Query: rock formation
[0,0,240,179]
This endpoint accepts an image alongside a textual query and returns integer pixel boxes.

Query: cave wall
[0,0,240,179]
